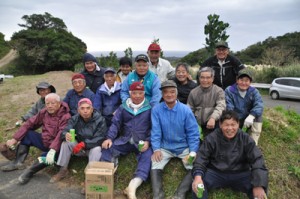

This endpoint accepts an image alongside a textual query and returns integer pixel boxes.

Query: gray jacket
[21,98,45,121]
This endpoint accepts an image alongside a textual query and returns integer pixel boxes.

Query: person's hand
[244,115,255,128]
[15,120,23,127]
[45,149,56,165]
[6,139,17,148]
[192,176,204,195]
[101,139,112,149]
[151,150,162,162]
[253,186,267,199]
[72,142,85,154]
[65,133,72,142]
[206,118,216,129]
[140,141,149,152]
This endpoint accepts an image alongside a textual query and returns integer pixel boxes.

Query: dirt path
[0,49,17,68]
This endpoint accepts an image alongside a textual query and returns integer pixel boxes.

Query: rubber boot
[250,122,262,145]
[18,160,47,185]
[1,144,29,172]
[172,170,193,199]
[151,169,164,199]
[124,177,143,199]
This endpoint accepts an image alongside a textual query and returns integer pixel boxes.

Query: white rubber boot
[124,177,143,199]
[250,122,262,145]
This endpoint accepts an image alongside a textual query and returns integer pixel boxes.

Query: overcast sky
[0,0,299,53]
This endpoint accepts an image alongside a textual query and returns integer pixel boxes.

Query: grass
[0,73,300,198]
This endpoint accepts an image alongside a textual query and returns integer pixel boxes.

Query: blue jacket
[63,88,95,116]
[94,82,122,127]
[225,83,263,120]
[121,70,161,107]
[106,99,152,146]
[151,101,200,155]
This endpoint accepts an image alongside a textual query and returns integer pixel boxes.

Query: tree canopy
[11,12,86,74]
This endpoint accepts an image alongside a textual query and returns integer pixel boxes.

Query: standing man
[192,110,268,199]
[147,43,175,82]
[121,54,161,107]
[200,41,245,90]
[63,73,95,116]
[81,52,107,93]
[1,93,71,184]
[187,67,226,136]
[151,80,200,199]
[50,98,107,187]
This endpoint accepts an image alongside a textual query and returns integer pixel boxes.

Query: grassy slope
[0,73,299,199]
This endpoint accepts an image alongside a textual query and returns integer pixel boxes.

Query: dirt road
[0,49,17,68]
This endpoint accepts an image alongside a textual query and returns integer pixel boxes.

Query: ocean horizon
[90,50,191,58]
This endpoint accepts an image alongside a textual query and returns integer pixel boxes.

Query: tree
[98,51,119,70]
[124,47,133,60]
[204,14,230,56]
[11,12,86,74]
[262,46,297,66]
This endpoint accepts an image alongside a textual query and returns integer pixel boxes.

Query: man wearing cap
[63,73,95,116]
[121,54,161,107]
[116,56,132,83]
[147,43,175,82]
[187,67,226,136]
[200,41,245,90]
[81,52,107,93]
[225,69,264,145]
[151,80,200,199]
[94,68,122,127]
[16,82,56,125]
[50,98,107,187]
[101,82,152,199]
[1,93,71,185]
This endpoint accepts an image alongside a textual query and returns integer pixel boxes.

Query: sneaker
[49,168,69,183]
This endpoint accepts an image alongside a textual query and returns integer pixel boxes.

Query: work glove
[244,115,255,128]
[72,142,85,154]
[45,149,56,165]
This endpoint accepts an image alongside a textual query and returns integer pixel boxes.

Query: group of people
[1,41,268,199]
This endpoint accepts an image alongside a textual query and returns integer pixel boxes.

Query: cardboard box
[85,161,116,199]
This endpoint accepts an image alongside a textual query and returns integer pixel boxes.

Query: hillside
[0,71,299,198]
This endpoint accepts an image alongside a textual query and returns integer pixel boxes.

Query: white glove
[45,149,56,165]
[244,115,255,128]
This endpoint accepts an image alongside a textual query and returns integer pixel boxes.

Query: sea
[90,51,191,58]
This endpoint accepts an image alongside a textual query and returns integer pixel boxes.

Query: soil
[0,49,17,68]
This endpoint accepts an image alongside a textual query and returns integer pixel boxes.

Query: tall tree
[204,14,230,56]
[124,47,133,60]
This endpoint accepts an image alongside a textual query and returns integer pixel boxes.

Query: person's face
[38,88,51,98]
[45,98,61,115]
[199,71,214,88]
[84,61,96,72]
[130,90,145,105]
[120,64,131,75]
[147,50,160,63]
[215,47,229,61]
[220,118,239,140]
[236,76,251,91]
[78,103,93,120]
[176,65,189,84]
[135,61,149,76]
[162,87,177,104]
[104,72,116,88]
[72,78,86,93]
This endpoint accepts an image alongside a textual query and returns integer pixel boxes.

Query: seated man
[187,67,226,136]
[16,81,56,125]
[1,93,71,185]
[192,110,268,199]
[116,56,132,83]
[121,54,161,107]
[101,82,152,199]
[64,73,95,116]
[151,80,200,199]
[94,68,122,127]
[225,69,264,145]
[50,98,107,186]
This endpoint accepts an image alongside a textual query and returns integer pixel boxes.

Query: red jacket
[13,102,71,151]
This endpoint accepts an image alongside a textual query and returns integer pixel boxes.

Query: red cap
[148,43,161,51]
[78,98,92,107]
[130,82,145,91]
[72,73,85,81]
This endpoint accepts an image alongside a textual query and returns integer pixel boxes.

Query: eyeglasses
[72,80,85,85]
[200,76,212,80]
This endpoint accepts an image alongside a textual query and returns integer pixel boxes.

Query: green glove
[45,149,56,165]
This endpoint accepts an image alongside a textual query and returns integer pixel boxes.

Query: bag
[0,143,16,160]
